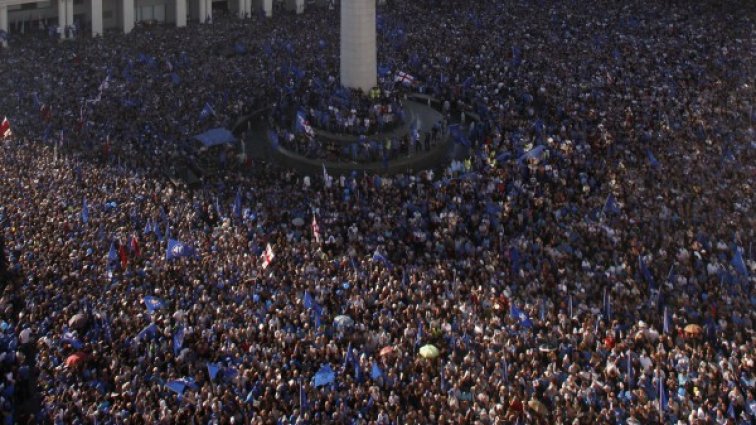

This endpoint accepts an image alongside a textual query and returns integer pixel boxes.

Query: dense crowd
[1,0,754,424]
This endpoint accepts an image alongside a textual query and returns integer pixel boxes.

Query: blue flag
[136,323,158,341]
[731,245,749,276]
[166,380,186,395]
[207,362,221,380]
[267,130,279,148]
[647,149,660,169]
[448,124,470,147]
[82,197,90,224]
[166,239,193,260]
[143,218,153,235]
[517,145,547,164]
[199,102,215,121]
[232,188,242,218]
[303,291,314,310]
[372,249,393,270]
[603,194,620,215]
[658,377,668,412]
[143,296,165,314]
[510,305,533,328]
[354,361,363,383]
[173,326,185,355]
[107,241,118,268]
[312,364,336,387]
[639,256,655,289]
[370,362,383,380]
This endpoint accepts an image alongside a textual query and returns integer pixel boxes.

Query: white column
[176,0,187,27]
[123,0,134,33]
[58,0,67,39]
[198,0,210,23]
[262,0,272,17]
[0,5,8,48]
[66,0,74,36]
[295,0,304,14]
[91,0,103,37]
[205,0,212,22]
[238,0,250,19]
[340,0,376,92]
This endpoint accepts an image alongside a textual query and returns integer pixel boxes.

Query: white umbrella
[333,315,354,328]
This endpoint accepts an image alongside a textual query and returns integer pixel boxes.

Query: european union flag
[199,102,215,121]
[144,296,165,314]
[173,326,185,355]
[647,149,660,169]
[136,323,158,341]
[372,249,393,270]
[166,380,186,395]
[303,291,314,310]
[510,305,533,328]
[312,364,336,387]
[370,362,383,380]
[354,361,363,383]
[233,188,242,218]
[603,194,620,215]
[166,239,193,260]
[207,362,221,380]
[639,255,655,289]
[517,145,547,164]
[448,124,470,147]
[731,245,749,276]
[82,197,89,224]
[658,377,668,412]
[108,241,118,267]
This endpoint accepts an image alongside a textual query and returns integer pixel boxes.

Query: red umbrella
[380,346,395,356]
[65,352,88,368]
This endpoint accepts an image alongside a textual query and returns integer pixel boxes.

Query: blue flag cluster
[166,239,194,260]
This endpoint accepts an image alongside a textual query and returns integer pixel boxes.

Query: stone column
[0,5,8,48]
[295,0,304,14]
[58,0,67,38]
[176,0,187,26]
[65,0,74,35]
[199,0,211,23]
[91,0,103,36]
[340,0,376,92]
[262,0,272,17]
[123,0,134,33]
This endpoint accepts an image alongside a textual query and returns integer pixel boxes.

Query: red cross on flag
[261,243,275,270]
[1,117,11,138]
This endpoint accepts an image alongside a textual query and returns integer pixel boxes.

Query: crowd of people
[0,0,754,424]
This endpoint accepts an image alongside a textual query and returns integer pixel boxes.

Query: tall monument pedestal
[340,0,376,92]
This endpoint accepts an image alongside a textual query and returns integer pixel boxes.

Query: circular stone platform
[246,101,457,175]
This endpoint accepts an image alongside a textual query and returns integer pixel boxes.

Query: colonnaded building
[0,0,345,43]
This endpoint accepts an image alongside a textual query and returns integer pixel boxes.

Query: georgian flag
[261,243,275,269]
[394,71,415,86]
[312,216,321,243]
[1,117,11,138]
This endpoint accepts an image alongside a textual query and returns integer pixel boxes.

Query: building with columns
[0,0,306,43]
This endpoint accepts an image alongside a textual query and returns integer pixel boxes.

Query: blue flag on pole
[233,188,242,218]
[731,245,749,276]
[166,239,193,260]
[372,249,393,270]
[199,102,215,121]
[510,305,533,328]
[207,362,221,380]
[166,380,186,395]
[639,255,655,289]
[312,364,336,387]
[647,149,660,169]
[143,296,165,313]
[82,197,90,224]
[136,323,158,341]
[659,377,668,412]
[370,362,383,380]
[448,124,470,147]
[300,382,309,411]
[173,326,185,355]
[303,291,314,310]
[603,194,620,215]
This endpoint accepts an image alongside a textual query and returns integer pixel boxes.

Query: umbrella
[333,315,354,328]
[379,346,395,356]
[292,217,305,227]
[684,324,703,336]
[419,344,439,359]
[68,313,88,330]
[65,352,87,368]
[528,399,548,416]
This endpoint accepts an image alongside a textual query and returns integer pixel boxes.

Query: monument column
[262,0,272,17]
[340,0,376,92]
[0,5,8,48]
[91,0,103,37]
[176,0,187,26]
[57,0,67,38]
[122,0,134,33]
